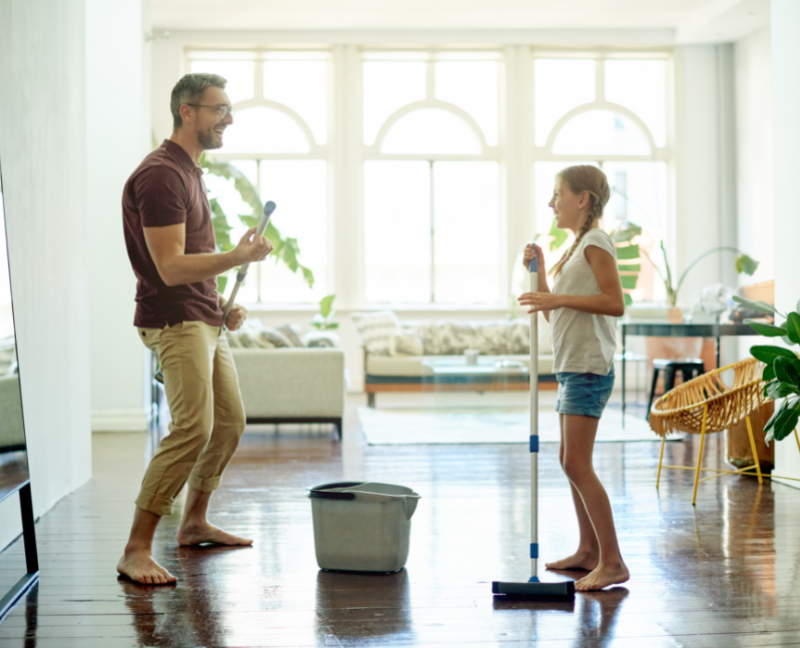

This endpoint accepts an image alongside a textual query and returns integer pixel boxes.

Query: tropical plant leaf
[732,295,776,314]
[610,222,642,244]
[548,218,569,251]
[774,357,800,389]
[763,364,776,382]
[616,244,640,261]
[620,275,638,290]
[766,380,797,400]
[302,266,315,289]
[735,254,759,275]
[744,319,787,337]
[319,294,336,319]
[216,275,228,295]
[623,293,633,308]
[771,399,800,442]
[764,399,787,433]
[786,312,800,345]
[750,345,798,364]
[617,264,641,273]
[239,214,259,229]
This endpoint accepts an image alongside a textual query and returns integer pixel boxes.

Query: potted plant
[312,294,338,331]
[735,295,800,444]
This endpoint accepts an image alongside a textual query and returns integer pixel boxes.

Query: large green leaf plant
[735,295,800,443]
[200,155,315,296]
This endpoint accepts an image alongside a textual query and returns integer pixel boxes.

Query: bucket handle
[307,481,361,500]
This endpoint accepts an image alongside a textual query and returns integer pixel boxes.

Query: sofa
[226,321,346,438]
[351,311,556,407]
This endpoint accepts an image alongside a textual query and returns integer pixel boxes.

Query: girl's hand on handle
[522,243,546,276]
[518,291,562,314]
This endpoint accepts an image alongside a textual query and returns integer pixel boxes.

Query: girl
[518,165,629,592]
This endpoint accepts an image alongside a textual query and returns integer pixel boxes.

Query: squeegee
[491,255,576,599]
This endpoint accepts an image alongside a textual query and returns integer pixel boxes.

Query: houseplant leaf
[610,222,642,244]
[620,275,638,290]
[774,357,800,388]
[319,294,336,319]
[786,312,800,345]
[766,380,797,400]
[217,275,228,295]
[744,319,787,337]
[548,218,569,251]
[771,400,800,442]
[616,244,640,261]
[734,254,759,275]
[750,345,798,364]
[763,364,776,382]
[618,264,641,273]
[733,295,776,314]
[623,293,633,308]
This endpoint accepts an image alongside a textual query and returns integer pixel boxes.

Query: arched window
[190,51,330,304]
[532,54,671,304]
[362,52,502,305]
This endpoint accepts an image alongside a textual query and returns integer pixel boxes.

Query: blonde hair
[549,165,611,278]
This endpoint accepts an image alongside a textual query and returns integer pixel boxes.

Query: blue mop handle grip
[528,257,538,273]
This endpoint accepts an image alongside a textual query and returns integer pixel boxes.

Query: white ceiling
[152,0,770,42]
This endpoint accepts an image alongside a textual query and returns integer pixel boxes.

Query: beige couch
[232,347,346,438]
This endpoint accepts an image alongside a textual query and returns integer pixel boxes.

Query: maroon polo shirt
[122,140,223,328]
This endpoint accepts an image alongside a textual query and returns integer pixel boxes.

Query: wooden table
[621,321,758,425]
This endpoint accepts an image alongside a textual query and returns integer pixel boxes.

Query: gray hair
[170,73,227,129]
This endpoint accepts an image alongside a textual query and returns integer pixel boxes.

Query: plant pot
[726,401,775,471]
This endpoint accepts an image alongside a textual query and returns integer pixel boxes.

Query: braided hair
[549,165,611,278]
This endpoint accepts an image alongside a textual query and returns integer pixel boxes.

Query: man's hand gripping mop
[222,200,276,323]
[491,255,576,599]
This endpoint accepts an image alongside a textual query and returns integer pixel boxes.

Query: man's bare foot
[176,521,253,547]
[545,549,599,572]
[116,549,177,585]
[575,562,630,591]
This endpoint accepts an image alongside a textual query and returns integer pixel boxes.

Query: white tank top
[550,228,617,376]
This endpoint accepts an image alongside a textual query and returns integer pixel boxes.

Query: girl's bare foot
[575,561,630,591]
[545,549,599,571]
[176,520,253,546]
[116,549,177,585]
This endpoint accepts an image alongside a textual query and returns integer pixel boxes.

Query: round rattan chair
[649,357,772,505]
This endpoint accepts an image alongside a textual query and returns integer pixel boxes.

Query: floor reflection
[315,568,413,646]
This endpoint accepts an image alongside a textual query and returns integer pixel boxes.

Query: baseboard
[91,409,148,433]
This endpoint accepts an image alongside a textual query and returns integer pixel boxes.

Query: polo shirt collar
[162,139,202,174]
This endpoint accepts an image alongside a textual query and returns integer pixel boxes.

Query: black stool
[647,358,705,420]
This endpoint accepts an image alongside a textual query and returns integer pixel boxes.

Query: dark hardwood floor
[1,397,800,647]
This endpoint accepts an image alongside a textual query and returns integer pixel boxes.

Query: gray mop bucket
[308,481,421,573]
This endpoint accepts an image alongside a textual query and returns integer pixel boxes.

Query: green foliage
[312,294,338,330]
[610,222,643,310]
[735,254,760,276]
[199,155,315,295]
[615,245,640,261]
[747,304,800,444]
[547,218,569,252]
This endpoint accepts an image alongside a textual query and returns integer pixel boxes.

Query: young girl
[518,165,629,592]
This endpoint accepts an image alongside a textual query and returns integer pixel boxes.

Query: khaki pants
[136,321,246,516]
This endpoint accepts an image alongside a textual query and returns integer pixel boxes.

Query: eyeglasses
[185,103,235,119]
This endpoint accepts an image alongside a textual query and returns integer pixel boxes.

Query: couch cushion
[389,329,424,356]
[351,310,401,356]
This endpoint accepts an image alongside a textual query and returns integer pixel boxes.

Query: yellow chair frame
[649,357,800,505]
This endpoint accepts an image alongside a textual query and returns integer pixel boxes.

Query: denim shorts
[555,368,615,419]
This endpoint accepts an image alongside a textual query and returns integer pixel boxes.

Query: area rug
[358,406,668,445]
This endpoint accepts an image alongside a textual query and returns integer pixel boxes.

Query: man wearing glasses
[118,73,272,584]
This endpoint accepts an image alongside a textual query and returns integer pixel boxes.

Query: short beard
[197,128,222,150]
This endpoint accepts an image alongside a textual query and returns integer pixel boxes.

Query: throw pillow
[257,327,294,348]
[389,329,424,356]
[303,331,341,348]
[415,323,440,355]
[225,329,243,348]
[472,321,512,354]
[277,324,304,347]
[433,321,478,355]
[351,310,401,356]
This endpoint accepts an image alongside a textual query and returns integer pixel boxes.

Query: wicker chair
[649,357,777,505]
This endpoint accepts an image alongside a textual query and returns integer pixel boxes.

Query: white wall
[771,0,800,485]
[86,0,149,433]
[0,0,93,547]
[735,25,774,285]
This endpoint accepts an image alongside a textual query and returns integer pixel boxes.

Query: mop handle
[529,256,540,577]
[222,201,276,322]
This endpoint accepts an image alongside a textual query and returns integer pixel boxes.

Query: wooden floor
[1,396,800,647]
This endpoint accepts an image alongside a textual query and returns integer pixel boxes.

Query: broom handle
[529,256,539,578]
[222,202,275,323]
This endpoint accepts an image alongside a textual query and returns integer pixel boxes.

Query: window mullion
[430,160,435,304]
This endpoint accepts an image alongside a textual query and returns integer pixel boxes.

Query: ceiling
[151,0,771,42]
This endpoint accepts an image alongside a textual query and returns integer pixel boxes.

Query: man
[117,73,272,585]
